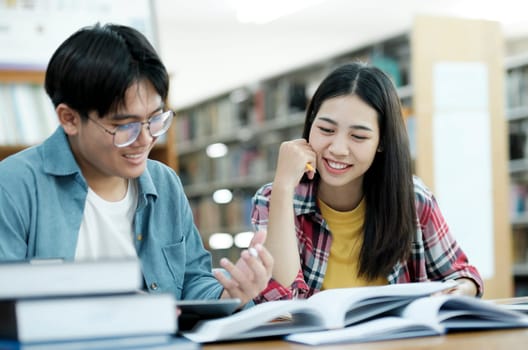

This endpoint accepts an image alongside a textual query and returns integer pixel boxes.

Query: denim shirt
[0,127,223,300]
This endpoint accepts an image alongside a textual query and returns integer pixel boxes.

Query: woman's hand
[442,278,479,297]
[273,139,317,190]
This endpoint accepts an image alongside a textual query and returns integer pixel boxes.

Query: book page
[306,281,458,328]
[401,295,528,329]
[181,299,323,343]
[285,316,443,345]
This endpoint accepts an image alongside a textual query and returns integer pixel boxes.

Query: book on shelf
[180,281,455,343]
[0,292,177,343]
[197,197,221,233]
[0,83,57,146]
[285,294,528,346]
[0,84,19,145]
[506,67,523,109]
[11,84,41,145]
[0,258,142,299]
[34,85,59,138]
[0,89,7,144]
[253,88,266,124]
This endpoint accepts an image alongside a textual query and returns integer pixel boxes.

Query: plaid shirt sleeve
[251,183,312,302]
[403,177,484,296]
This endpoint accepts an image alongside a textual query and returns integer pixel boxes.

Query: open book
[181,281,456,343]
[285,294,528,345]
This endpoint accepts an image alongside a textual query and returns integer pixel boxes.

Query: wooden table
[203,328,528,349]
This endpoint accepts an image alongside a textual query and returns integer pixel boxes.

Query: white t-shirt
[75,180,138,260]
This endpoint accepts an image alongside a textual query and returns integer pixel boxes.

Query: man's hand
[214,231,273,306]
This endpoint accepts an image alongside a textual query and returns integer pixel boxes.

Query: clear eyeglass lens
[150,111,172,136]
[114,123,141,147]
[113,110,173,147]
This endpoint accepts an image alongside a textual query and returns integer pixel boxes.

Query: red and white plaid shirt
[251,176,483,302]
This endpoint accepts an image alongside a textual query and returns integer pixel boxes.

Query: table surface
[202,328,528,350]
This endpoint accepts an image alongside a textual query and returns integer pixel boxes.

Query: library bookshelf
[0,69,51,157]
[505,38,528,296]
[175,15,513,299]
[0,69,177,169]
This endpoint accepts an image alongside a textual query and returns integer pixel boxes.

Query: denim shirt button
[150,282,158,290]
[137,234,143,241]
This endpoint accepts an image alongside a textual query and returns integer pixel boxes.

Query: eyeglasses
[88,110,174,148]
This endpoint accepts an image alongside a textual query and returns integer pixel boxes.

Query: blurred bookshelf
[174,34,415,265]
[506,38,528,297]
[176,16,512,299]
[0,70,57,158]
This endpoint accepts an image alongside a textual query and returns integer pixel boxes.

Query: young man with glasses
[0,23,272,307]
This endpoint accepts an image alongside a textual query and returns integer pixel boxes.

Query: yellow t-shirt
[319,198,387,289]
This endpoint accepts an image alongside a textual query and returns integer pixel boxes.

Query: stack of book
[0,259,198,349]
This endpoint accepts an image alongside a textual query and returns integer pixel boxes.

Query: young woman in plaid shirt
[251,62,483,302]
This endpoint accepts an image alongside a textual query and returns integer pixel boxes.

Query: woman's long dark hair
[302,62,416,279]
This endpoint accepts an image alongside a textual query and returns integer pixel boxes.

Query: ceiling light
[213,189,233,204]
[234,231,254,248]
[209,233,234,250]
[206,143,228,158]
